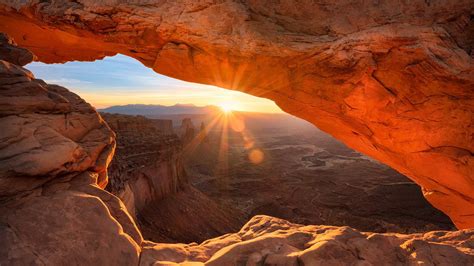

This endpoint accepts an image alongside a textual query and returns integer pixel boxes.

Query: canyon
[182,115,454,234]
[0,0,473,265]
[101,112,242,243]
[0,0,472,229]
[100,109,453,245]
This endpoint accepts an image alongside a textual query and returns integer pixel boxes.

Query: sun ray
[215,112,231,195]
[218,101,240,113]
[182,112,223,155]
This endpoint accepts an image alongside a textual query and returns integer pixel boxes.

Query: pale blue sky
[26,54,282,112]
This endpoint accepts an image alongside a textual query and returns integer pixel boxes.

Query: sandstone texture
[102,113,185,217]
[0,34,142,264]
[0,1,472,228]
[102,113,242,243]
[140,215,474,265]
[0,32,473,265]
[0,33,115,196]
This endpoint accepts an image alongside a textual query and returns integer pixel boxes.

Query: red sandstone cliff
[102,113,242,243]
[0,0,471,228]
[0,32,473,265]
[0,33,142,265]
[102,113,186,217]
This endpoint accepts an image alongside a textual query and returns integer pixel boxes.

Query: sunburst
[218,101,239,113]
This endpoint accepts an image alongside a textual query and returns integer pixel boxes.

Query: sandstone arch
[0,0,473,229]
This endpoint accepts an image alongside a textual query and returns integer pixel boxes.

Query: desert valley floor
[186,125,454,236]
[1,0,473,264]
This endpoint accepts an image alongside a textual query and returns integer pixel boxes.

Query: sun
[218,101,238,113]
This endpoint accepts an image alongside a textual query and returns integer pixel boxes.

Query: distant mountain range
[99,104,221,116]
[99,103,317,132]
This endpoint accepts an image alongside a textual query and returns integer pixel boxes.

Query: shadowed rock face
[0,33,473,265]
[102,113,243,243]
[179,118,196,145]
[0,1,472,228]
[0,33,142,264]
[0,33,114,196]
[101,113,186,218]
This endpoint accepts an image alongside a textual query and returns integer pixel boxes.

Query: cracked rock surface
[0,33,115,196]
[0,33,142,265]
[140,215,474,265]
[0,0,472,228]
[0,33,473,265]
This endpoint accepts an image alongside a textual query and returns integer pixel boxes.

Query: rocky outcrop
[101,113,185,218]
[102,113,242,243]
[151,119,174,135]
[0,33,34,66]
[199,121,209,143]
[0,1,472,228]
[0,33,114,196]
[179,118,195,145]
[140,215,474,265]
[0,34,142,264]
[0,33,473,265]
[0,172,143,265]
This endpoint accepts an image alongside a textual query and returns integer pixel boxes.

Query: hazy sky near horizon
[26,54,283,113]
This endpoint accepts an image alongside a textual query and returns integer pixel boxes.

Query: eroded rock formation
[0,32,473,265]
[102,113,186,218]
[0,34,114,196]
[151,119,174,135]
[102,113,241,243]
[140,215,474,265]
[179,118,196,145]
[0,1,472,228]
[0,33,142,264]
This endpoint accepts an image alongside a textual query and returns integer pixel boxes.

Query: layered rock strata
[102,112,242,243]
[140,215,474,265]
[0,1,472,228]
[0,33,115,196]
[0,34,143,264]
[0,33,473,265]
[102,113,185,218]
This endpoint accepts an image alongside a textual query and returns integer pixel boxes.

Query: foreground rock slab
[140,215,474,265]
[0,172,142,265]
[0,1,472,228]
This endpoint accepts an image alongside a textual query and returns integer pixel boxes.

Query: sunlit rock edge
[0,0,472,228]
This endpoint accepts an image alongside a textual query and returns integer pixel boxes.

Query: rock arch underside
[0,0,473,265]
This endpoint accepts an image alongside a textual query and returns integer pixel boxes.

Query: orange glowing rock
[0,0,473,230]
